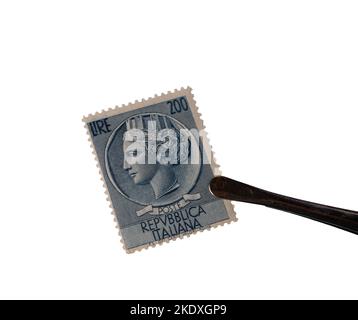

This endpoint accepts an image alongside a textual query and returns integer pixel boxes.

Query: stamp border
[82,87,237,253]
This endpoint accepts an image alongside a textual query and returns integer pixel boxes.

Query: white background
[0,1,357,300]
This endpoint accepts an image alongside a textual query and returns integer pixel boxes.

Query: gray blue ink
[85,92,235,251]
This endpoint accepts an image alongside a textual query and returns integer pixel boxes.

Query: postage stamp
[83,87,237,253]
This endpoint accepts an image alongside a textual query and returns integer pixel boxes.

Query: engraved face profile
[105,113,201,207]
[122,114,182,200]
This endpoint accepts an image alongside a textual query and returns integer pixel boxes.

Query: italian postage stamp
[83,87,237,253]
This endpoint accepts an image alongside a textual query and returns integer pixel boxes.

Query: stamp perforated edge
[82,87,237,253]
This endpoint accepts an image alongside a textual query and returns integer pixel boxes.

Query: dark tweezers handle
[210,176,358,235]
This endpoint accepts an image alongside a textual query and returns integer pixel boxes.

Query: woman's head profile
[122,114,189,200]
